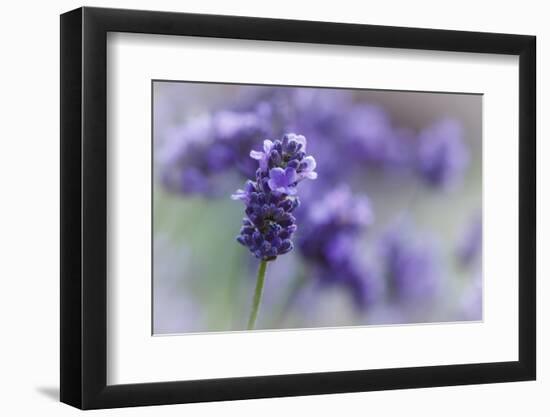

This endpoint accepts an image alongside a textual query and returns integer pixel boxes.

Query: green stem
[247,260,268,330]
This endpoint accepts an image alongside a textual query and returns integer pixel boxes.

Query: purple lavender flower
[232,133,317,261]
[214,103,274,177]
[177,166,210,194]
[307,185,373,228]
[379,223,439,304]
[158,105,271,196]
[417,118,469,188]
[249,139,276,172]
[157,115,217,195]
[299,185,377,310]
[343,104,409,167]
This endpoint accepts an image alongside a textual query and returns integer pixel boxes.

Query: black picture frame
[60,6,536,410]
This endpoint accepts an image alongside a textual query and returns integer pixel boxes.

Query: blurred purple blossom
[417,118,469,189]
[379,223,440,304]
[307,185,373,228]
[343,104,413,169]
[283,91,415,182]
[158,88,463,199]
[299,185,377,310]
[158,105,272,196]
[215,103,274,177]
[290,88,351,134]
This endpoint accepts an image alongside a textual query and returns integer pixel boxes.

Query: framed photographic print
[60,6,536,409]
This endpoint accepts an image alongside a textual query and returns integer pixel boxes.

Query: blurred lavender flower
[214,103,274,177]
[417,118,469,189]
[343,104,412,169]
[307,185,373,228]
[232,133,317,260]
[158,105,272,196]
[457,212,482,267]
[284,89,353,181]
[157,115,216,195]
[299,185,377,309]
[290,89,351,136]
[379,223,439,304]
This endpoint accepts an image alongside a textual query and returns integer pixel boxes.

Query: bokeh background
[152,81,482,334]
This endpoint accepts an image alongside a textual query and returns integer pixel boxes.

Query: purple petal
[300,171,318,180]
[267,181,285,194]
[293,134,307,152]
[268,167,286,187]
[263,139,274,154]
[249,150,264,160]
[284,167,298,184]
[231,189,247,201]
[244,180,256,193]
[301,156,316,171]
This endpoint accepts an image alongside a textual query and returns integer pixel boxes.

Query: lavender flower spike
[234,134,317,329]
[299,185,377,310]
[417,118,469,189]
[249,139,274,172]
[233,133,317,261]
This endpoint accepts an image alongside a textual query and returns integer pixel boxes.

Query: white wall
[0,0,545,415]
